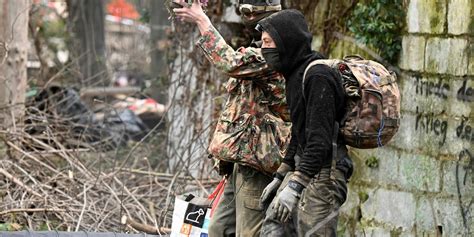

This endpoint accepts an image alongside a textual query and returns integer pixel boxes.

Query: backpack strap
[302,60,323,101]
[330,121,339,181]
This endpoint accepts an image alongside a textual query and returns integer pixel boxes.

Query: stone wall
[335,0,473,236]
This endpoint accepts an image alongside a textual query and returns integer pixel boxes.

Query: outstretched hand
[173,0,211,34]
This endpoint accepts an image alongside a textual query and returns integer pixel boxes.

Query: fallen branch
[75,184,88,231]
[0,208,65,216]
[122,216,171,235]
[6,140,60,175]
[120,168,219,185]
[0,167,42,197]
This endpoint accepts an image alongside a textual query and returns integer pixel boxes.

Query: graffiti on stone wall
[415,108,473,146]
[415,106,448,145]
[456,149,473,233]
[414,77,473,103]
[413,76,473,146]
[456,116,473,143]
[457,78,473,103]
[458,149,473,185]
[415,77,449,99]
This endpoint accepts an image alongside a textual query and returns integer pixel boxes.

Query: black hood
[258,9,324,77]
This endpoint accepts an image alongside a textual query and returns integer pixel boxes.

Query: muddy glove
[260,178,282,207]
[260,163,293,207]
[272,180,304,223]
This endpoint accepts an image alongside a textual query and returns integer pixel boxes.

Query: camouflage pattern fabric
[197,26,291,175]
[303,55,400,149]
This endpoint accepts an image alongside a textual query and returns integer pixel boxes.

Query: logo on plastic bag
[183,203,208,228]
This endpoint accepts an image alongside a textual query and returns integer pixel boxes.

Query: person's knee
[207,221,218,233]
[208,219,236,237]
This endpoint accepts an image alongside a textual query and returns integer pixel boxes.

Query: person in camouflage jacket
[197,26,291,176]
[174,0,291,236]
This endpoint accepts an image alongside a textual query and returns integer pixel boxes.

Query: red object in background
[208,178,227,218]
[107,0,139,20]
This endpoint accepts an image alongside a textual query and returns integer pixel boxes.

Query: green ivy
[347,0,405,64]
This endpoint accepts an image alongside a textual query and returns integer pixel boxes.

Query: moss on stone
[390,227,403,237]
[426,58,438,72]
[365,156,379,168]
[430,16,440,30]
[469,16,474,35]
[469,40,474,75]
[430,0,446,33]
[358,191,369,203]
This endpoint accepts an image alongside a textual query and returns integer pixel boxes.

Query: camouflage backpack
[303,55,400,149]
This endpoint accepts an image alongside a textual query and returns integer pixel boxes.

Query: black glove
[209,154,234,177]
[217,160,234,176]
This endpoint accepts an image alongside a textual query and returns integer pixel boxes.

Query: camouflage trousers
[261,168,348,237]
[209,164,272,237]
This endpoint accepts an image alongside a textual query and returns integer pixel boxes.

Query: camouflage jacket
[196,26,291,175]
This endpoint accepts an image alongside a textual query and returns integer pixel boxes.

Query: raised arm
[173,0,272,78]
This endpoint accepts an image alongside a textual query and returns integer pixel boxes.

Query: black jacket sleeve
[295,65,337,180]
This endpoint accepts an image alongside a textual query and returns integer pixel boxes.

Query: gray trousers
[208,164,272,237]
[261,168,348,237]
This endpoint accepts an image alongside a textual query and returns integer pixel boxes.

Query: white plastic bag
[170,197,211,237]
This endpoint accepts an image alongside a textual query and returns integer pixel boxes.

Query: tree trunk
[66,0,108,87]
[285,0,358,55]
[149,0,170,102]
[0,0,29,130]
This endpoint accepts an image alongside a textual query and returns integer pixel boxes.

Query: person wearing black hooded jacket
[256,9,354,236]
